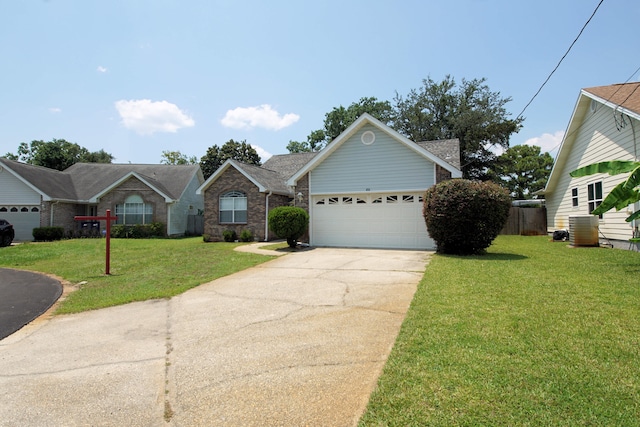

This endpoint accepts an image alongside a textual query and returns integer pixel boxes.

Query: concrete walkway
[0,247,430,426]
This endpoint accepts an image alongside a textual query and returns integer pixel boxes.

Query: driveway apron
[0,248,429,427]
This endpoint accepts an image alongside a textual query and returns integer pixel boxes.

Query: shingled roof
[583,82,640,116]
[416,139,461,170]
[0,158,201,202]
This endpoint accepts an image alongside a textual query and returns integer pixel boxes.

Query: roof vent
[361,131,375,145]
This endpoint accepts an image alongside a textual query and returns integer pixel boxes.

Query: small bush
[239,229,253,242]
[33,226,65,241]
[202,234,211,242]
[268,206,309,248]
[110,223,166,238]
[222,229,237,242]
[423,179,511,255]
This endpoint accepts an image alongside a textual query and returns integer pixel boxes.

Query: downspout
[264,191,272,241]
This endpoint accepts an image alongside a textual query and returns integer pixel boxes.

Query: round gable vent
[361,131,375,145]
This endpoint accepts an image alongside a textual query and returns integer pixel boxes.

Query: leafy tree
[294,97,394,152]
[4,139,114,170]
[160,150,198,165]
[286,140,311,153]
[570,160,640,222]
[268,206,309,248]
[199,139,261,179]
[489,145,553,199]
[393,76,522,180]
[423,179,511,255]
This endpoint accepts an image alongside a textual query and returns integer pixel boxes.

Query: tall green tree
[4,139,114,170]
[393,76,523,180]
[199,139,261,179]
[160,150,198,165]
[489,145,554,199]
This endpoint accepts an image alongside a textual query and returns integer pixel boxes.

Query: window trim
[115,195,153,225]
[587,181,603,219]
[219,191,248,224]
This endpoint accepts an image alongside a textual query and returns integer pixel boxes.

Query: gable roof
[542,82,640,195]
[583,82,640,117]
[196,152,319,196]
[0,158,202,202]
[288,113,462,186]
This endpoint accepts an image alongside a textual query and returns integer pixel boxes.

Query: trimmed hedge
[110,222,166,238]
[423,179,511,255]
[33,226,65,242]
[268,206,309,248]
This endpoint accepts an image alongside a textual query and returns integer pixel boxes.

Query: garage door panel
[0,206,40,241]
[311,193,434,250]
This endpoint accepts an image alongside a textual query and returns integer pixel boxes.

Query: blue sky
[1,0,638,164]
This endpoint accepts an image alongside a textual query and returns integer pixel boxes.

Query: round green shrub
[222,229,237,242]
[239,229,253,242]
[268,206,309,248]
[423,179,511,255]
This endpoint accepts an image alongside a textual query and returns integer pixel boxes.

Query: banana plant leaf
[570,160,640,178]
[623,165,640,190]
[627,209,640,223]
[591,182,640,215]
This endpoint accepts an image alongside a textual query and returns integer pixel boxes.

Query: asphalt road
[0,268,62,340]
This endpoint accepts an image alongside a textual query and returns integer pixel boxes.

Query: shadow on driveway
[0,268,62,340]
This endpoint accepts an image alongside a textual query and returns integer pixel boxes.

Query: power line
[516,0,605,120]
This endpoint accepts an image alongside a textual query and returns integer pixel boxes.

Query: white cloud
[114,99,195,135]
[97,66,108,73]
[252,144,272,161]
[49,107,61,113]
[221,104,299,130]
[523,130,565,154]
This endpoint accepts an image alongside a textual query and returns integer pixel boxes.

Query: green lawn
[360,235,640,426]
[0,238,274,314]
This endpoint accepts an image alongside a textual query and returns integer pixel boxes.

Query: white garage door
[0,206,40,241]
[311,193,434,250]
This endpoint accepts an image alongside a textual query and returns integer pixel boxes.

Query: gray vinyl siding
[310,124,434,194]
[168,173,204,236]
[0,171,41,204]
[548,99,638,242]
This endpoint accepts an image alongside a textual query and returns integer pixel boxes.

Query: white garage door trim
[0,205,40,241]
[310,192,434,250]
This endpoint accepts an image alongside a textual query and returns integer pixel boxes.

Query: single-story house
[541,82,640,247]
[197,113,462,250]
[0,159,204,241]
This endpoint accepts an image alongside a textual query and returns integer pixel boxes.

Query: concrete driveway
[0,247,430,426]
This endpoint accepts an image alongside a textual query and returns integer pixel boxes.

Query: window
[116,195,153,225]
[587,181,603,218]
[571,188,579,207]
[220,191,247,223]
[342,197,352,204]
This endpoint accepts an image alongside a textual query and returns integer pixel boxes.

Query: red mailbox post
[74,209,118,275]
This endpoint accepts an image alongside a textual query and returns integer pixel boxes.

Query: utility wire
[516,0,605,120]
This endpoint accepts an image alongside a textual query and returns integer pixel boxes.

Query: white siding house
[542,82,640,245]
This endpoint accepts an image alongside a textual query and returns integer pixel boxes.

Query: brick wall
[435,165,452,183]
[203,168,292,241]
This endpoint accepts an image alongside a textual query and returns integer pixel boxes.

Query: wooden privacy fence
[187,215,204,235]
[501,207,547,236]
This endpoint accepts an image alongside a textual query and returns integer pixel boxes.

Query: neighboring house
[541,82,640,246]
[0,160,204,241]
[197,113,462,249]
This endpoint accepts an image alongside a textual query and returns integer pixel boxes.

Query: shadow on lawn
[440,252,528,261]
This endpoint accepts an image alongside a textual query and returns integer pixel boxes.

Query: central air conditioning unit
[569,215,599,247]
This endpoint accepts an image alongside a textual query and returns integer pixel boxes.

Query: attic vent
[590,99,598,113]
[361,131,375,145]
